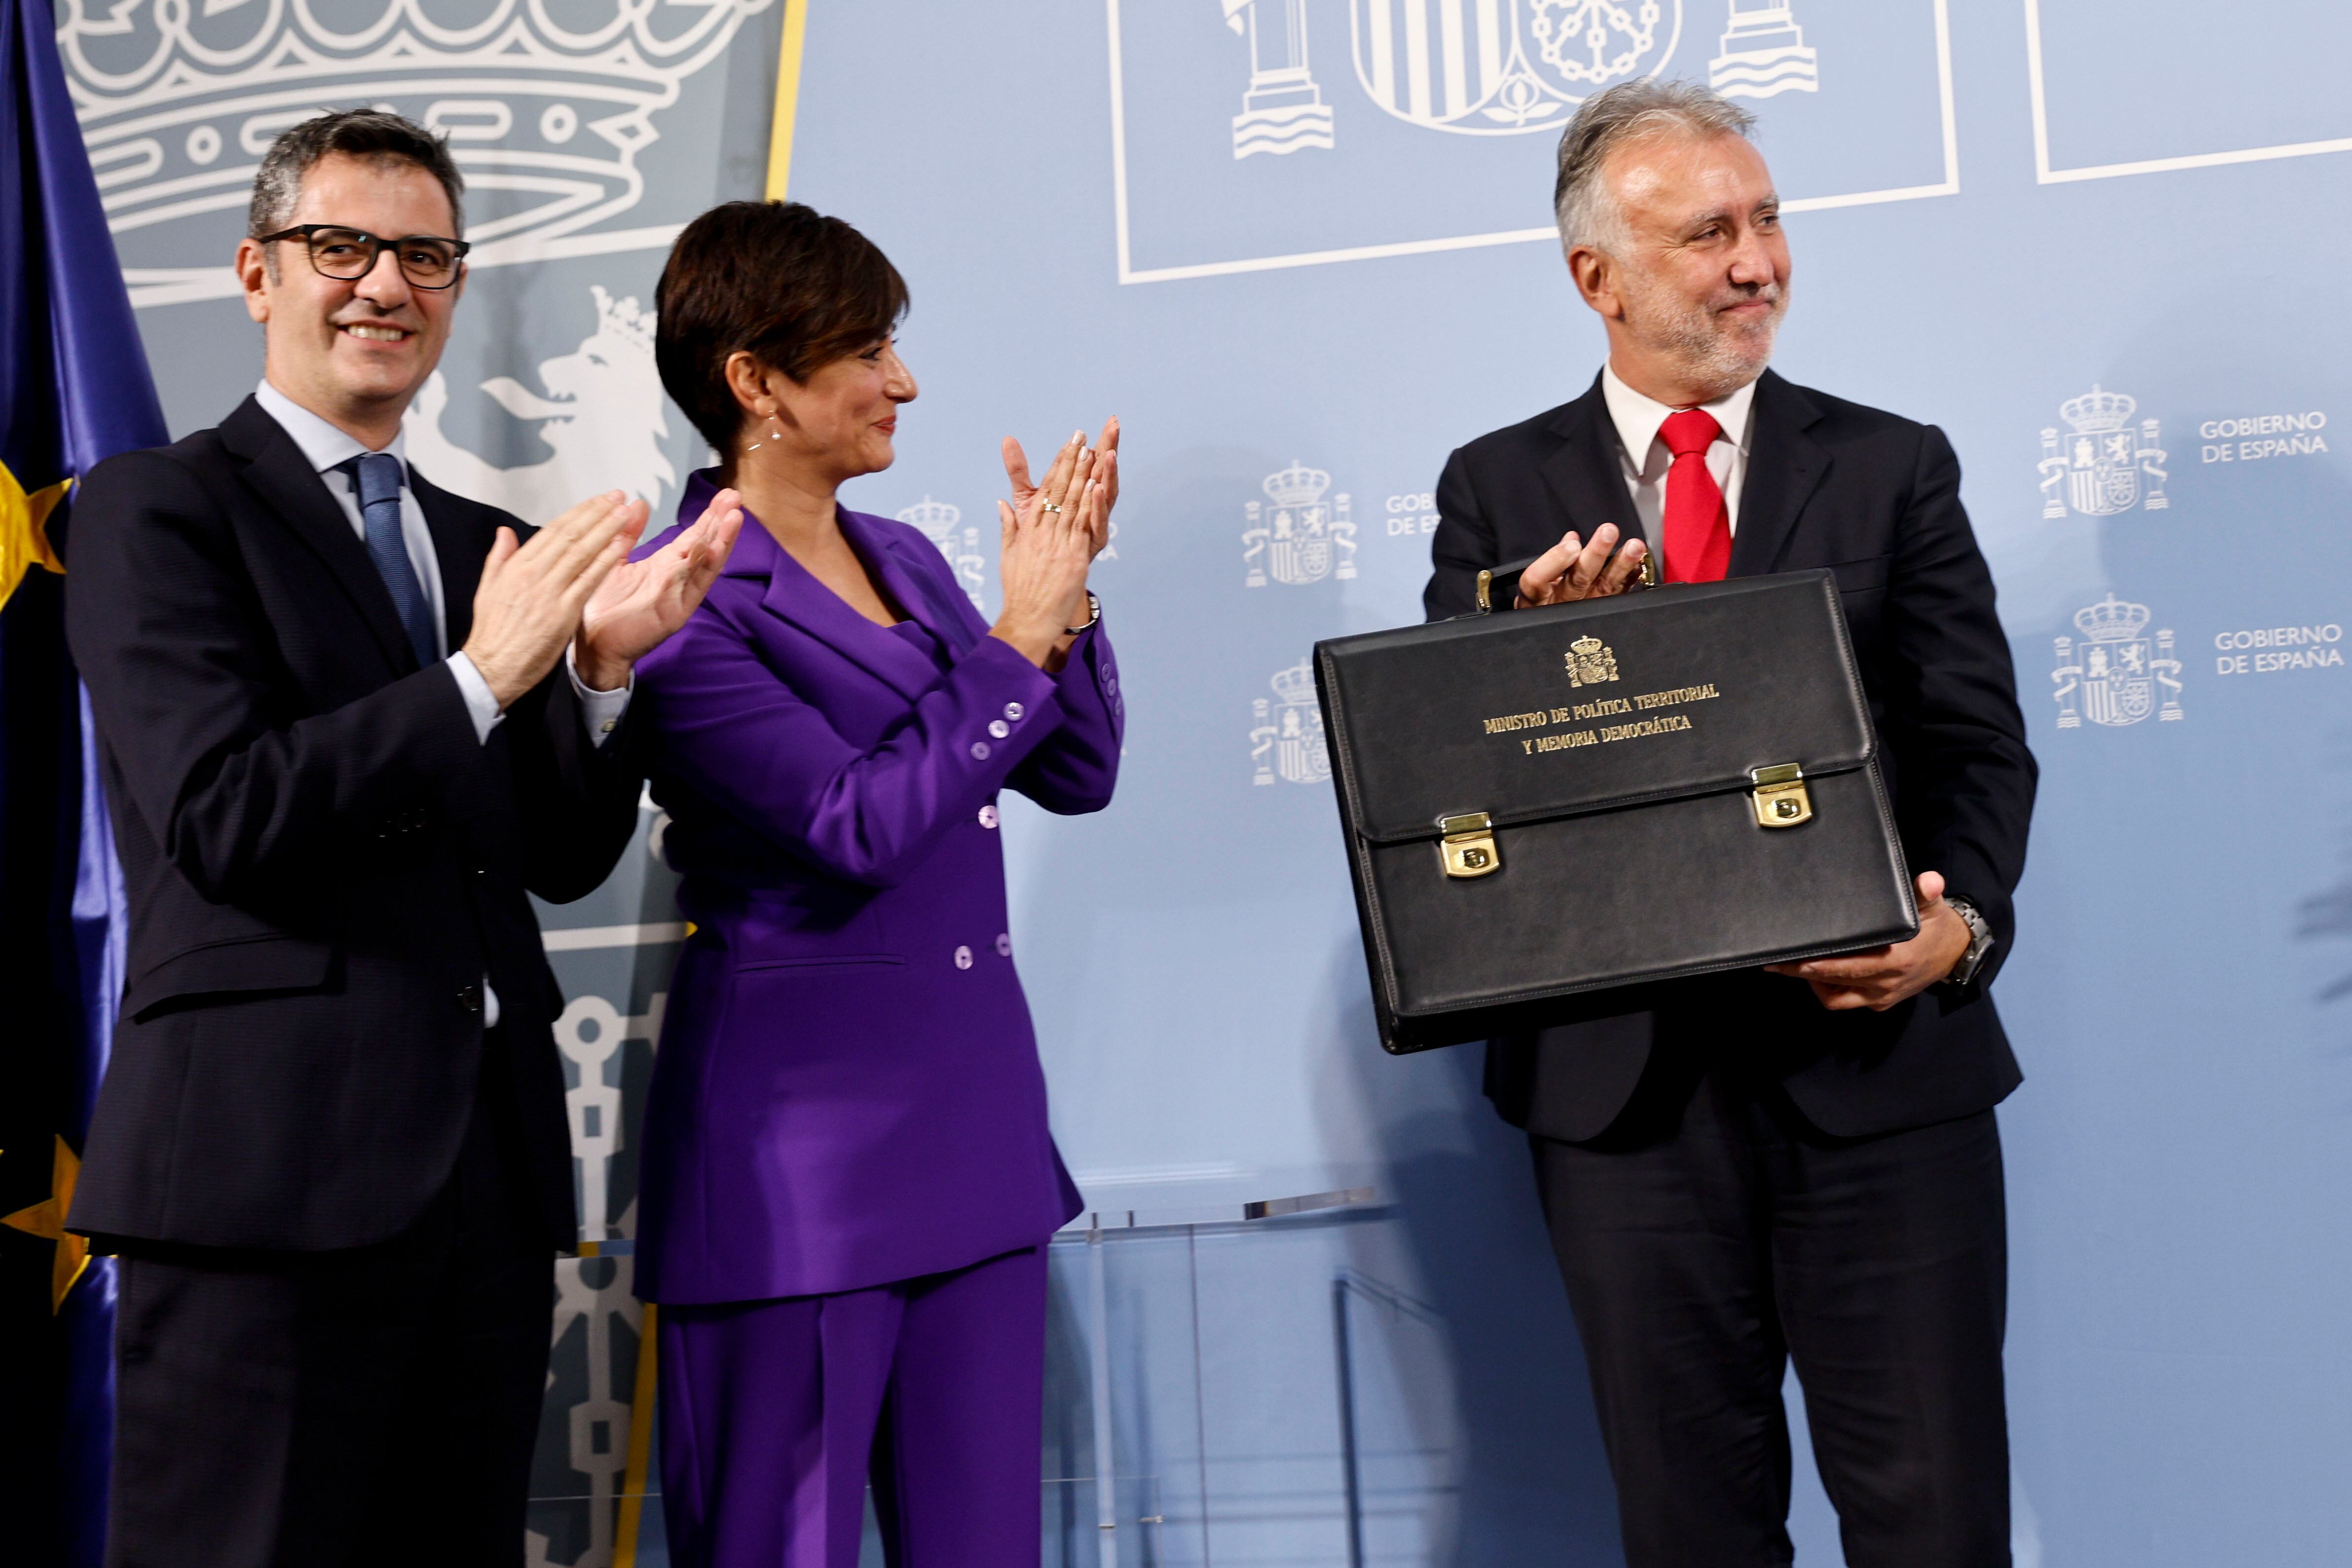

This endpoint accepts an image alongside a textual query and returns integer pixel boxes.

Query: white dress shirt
[254,380,633,1027]
[1598,364,1759,581]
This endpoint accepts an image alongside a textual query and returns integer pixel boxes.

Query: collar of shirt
[252,379,410,481]
[1598,363,1758,486]
[250,377,449,664]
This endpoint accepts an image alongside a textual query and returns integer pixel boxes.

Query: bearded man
[1423,81,2036,1568]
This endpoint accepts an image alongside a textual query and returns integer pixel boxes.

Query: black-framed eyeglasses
[256,224,471,289]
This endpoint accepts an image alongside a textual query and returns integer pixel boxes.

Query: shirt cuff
[448,652,505,746]
[567,646,633,748]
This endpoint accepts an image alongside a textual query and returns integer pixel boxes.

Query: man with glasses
[63,110,739,1566]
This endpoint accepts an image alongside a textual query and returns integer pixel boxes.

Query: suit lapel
[840,510,980,659]
[1539,377,1647,552]
[219,397,414,673]
[410,469,487,652]
[747,511,942,702]
[1728,370,1832,578]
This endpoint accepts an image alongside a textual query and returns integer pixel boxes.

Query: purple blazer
[629,471,1121,1304]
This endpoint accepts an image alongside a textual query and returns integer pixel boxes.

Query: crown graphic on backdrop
[1269,661,1318,707]
[594,282,655,357]
[2059,386,2139,434]
[2072,593,2152,642]
[896,496,962,535]
[1262,460,1332,508]
[55,0,774,307]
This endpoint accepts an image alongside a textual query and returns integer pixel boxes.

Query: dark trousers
[1533,1050,2009,1568]
[657,1244,1050,1568]
[105,1037,554,1568]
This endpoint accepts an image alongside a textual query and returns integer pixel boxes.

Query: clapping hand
[463,491,644,709]
[1515,523,1648,607]
[575,487,746,691]
[1003,418,1118,560]
[990,432,1111,669]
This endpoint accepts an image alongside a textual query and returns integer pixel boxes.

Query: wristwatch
[1942,897,1995,989]
[1063,591,1102,636]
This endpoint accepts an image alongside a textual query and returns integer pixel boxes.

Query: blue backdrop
[72,0,2352,1561]
[780,2,2352,1562]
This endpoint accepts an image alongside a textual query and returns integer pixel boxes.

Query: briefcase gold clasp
[1750,764,1812,828]
[1439,812,1502,878]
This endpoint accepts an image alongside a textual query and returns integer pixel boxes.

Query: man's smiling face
[237,152,464,441]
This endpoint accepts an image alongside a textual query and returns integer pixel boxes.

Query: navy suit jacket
[64,396,641,1251]
[1425,370,2037,1142]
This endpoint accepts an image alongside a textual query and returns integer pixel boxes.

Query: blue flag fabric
[1,0,168,1563]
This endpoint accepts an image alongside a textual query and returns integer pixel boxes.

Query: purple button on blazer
[628,471,1121,1304]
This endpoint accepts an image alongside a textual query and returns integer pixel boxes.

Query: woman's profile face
[771,337,918,481]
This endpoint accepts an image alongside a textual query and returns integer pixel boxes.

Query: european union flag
[2,0,168,1561]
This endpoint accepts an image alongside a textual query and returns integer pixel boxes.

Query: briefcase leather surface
[1315,571,1917,1053]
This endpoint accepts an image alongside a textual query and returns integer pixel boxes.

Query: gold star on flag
[0,458,72,612]
[4,1136,92,1313]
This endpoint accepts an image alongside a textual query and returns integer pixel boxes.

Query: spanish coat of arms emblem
[1565,635,1620,689]
[2052,594,2183,728]
[1243,461,1355,588]
[1251,662,1332,784]
[2038,386,2171,518]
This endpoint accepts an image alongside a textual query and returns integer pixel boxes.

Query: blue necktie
[340,453,438,668]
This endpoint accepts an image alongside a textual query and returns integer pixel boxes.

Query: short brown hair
[250,109,465,239]
[655,201,910,456]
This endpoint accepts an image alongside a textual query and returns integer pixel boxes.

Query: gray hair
[247,109,465,241]
[1553,80,1755,255]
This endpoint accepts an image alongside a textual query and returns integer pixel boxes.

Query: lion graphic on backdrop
[406,284,677,526]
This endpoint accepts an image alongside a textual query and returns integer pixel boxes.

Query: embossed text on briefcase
[1315,571,1917,1054]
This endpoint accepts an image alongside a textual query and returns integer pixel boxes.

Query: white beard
[1620,271,1789,402]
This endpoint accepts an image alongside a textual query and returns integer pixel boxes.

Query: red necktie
[1658,408,1731,584]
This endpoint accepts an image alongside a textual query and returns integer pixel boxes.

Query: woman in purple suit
[629,201,1121,1568]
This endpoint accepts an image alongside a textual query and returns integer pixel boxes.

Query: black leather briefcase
[1315,571,1917,1054]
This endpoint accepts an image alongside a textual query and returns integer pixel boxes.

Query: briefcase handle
[1474,549,1658,613]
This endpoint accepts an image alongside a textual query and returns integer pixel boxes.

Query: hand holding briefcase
[1315,570,1917,1054]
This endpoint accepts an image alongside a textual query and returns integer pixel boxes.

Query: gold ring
[1041,501,1064,513]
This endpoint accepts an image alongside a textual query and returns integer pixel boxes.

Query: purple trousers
[656,1243,1048,1568]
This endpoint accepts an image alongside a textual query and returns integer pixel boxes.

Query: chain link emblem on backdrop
[1243,461,1355,587]
[2037,386,2171,518]
[55,0,775,307]
[526,987,667,1568]
[405,286,675,527]
[1251,661,1332,785]
[1222,1,1824,157]
[2052,595,2183,729]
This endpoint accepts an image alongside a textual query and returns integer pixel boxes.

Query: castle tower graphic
[1225,0,1336,157]
[1707,0,1820,99]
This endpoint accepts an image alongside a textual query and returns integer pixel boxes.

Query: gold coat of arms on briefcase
[1565,635,1619,689]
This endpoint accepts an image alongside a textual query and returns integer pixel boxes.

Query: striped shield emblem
[1347,0,1683,134]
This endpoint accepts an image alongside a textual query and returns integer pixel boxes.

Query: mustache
[1712,282,1785,313]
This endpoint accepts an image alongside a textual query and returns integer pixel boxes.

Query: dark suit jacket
[1425,370,2036,1142]
[63,396,641,1252]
